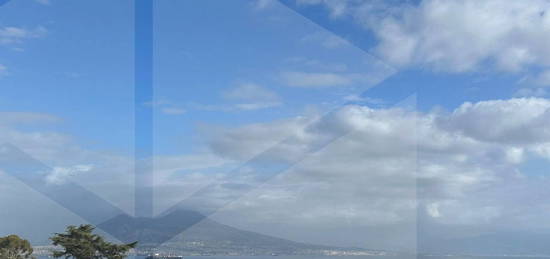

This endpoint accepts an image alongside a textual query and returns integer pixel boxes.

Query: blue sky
[2,0,550,252]
[0,0,529,155]
[0,0,134,151]
[153,0,396,154]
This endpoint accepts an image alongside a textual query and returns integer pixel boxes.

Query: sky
[2,0,550,253]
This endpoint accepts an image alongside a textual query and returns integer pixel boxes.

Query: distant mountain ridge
[98,209,206,245]
[98,209,381,256]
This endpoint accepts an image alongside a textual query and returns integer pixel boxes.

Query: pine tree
[50,225,137,259]
[0,235,35,259]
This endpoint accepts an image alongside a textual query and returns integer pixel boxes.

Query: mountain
[98,209,382,256]
[98,210,206,245]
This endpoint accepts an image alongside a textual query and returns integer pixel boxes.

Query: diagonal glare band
[0,143,127,225]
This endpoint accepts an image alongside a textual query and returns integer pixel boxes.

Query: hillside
[98,209,382,256]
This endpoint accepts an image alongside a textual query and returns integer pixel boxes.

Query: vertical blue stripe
[134,0,154,218]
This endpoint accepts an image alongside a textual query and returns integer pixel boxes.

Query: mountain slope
[98,209,375,256]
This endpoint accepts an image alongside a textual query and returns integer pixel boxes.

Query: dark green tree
[0,235,35,259]
[50,225,137,259]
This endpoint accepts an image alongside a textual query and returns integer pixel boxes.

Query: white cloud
[281,71,365,88]
[440,98,550,145]
[0,112,60,126]
[144,99,187,115]
[280,56,396,92]
[205,115,315,161]
[223,83,282,110]
[161,107,186,115]
[302,0,550,73]
[343,94,385,105]
[45,164,94,185]
[0,112,135,215]
[224,83,280,102]
[200,97,550,231]
[0,26,47,45]
[152,152,234,213]
[369,0,550,72]
[5,98,550,246]
[178,84,283,113]
[426,202,441,218]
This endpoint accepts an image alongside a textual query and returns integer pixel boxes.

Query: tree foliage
[0,235,35,259]
[50,224,137,259]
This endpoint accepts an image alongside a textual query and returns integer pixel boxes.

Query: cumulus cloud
[299,0,550,73]
[372,0,550,72]
[440,98,550,145]
[4,98,550,247]
[197,98,550,233]
[204,115,315,161]
[154,153,232,186]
